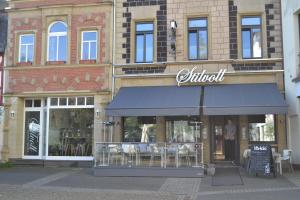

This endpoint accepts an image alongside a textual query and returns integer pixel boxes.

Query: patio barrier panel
[94,142,204,168]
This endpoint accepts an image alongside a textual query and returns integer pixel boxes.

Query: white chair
[282,149,294,172]
[243,149,251,170]
[274,149,294,175]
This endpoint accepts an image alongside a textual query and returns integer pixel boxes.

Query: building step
[9,159,93,168]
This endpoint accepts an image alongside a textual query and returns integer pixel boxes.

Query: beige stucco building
[107,0,287,167]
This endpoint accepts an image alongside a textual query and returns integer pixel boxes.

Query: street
[0,167,300,200]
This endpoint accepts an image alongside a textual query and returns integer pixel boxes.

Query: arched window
[48,21,67,62]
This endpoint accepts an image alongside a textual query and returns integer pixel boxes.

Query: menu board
[249,144,275,177]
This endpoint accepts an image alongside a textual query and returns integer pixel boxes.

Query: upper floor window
[188,18,208,60]
[19,34,34,62]
[241,16,262,59]
[81,31,97,60]
[48,22,67,62]
[135,22,154,63]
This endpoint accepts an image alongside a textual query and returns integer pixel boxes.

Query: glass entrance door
[213,116,225,160]
[212,116,238,161]
[23,110,43,158]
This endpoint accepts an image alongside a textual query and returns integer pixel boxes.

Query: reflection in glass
[252,29,262,58]
[86,97,94,105]
[59,98,67,106]
[135,22,153,63]
[82,31,97,60]
[24,111,40,156]
[77,97,85,105]
[241,16,261,58]
[25,100,32,107]
[136,35,144,62]
[199,30,208,59]
[19,34,34,62]
[124,117,156,142]
[242,30,251,58]
[249,115,275,142]
[145,34,153,62]
[166,117,200,143]
[48,22,67,62]
[68,97,76,106]
[50,98,58,106]
[189,32,197,59]
[242,17,261,26]
[188,18,208,60]
[48,108,94,156]
[48,37,57,61]
[58,36,67,61]
[189,19,207,28]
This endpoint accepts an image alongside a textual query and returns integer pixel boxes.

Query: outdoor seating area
[94,142,203,168]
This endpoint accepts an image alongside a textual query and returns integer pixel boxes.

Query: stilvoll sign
[176,67,226,86]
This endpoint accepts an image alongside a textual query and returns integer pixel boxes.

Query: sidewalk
[0,167,300,200]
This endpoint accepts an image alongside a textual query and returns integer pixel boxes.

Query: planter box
[16,62,33,66]
[46,61,66,65]
[79,60,97,64]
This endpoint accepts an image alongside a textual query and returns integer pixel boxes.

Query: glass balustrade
[94,142,203,168]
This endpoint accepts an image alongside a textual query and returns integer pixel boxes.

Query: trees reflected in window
[123,117,156,142]
[188,18,208,60]
[248,114,275,142]
[241,16,262,58]
[135,22,154,63]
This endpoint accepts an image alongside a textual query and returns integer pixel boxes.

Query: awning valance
[203,83,288,115]
[106,86,202,116]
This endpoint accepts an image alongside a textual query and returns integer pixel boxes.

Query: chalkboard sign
[249,144,275,177]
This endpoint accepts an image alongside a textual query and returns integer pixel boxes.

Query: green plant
[0,162,13,168]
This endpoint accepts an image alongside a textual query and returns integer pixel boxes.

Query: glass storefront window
[166,117,201,143]
[123,117,156,142]
[50,98,58,106]
[248,114,275,142]
[48,108,94,157]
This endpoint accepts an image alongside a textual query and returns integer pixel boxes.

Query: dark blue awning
[106,86,202,116]
[203,83,288,115]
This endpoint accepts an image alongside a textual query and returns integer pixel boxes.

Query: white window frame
[19,34,34,62]
[22,99,45,160]
[45,97,94,161]
[81,31,98,60]
[47,21,68,62]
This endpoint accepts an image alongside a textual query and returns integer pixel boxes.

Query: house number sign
[176,67,226,86]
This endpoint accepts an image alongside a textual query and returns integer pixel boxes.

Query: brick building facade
[1,0,288,168]
[1,0,113,163]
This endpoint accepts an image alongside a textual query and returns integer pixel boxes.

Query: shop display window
[48,108,94,157]
[248,114,275,142]
[123,117,156,142]
[47,97,94,157]
[166,116,201,143]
